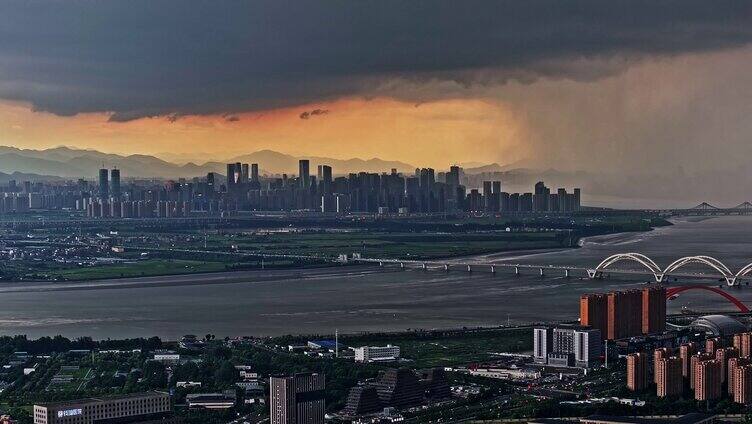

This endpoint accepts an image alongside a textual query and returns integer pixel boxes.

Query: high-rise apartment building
[716,347,739,383]
[656,357,683,397]
[654,348,672,383]
[580,293,608,338]
[641,286,666,334]
[728,357,750,396]
[734,363,752,404]
[694,358,722,401]
[270,373,325,424]
[706,337,721,355]
[680,342,698,381]
[607,289,642,340]
[627,352,649,391]
[734,332,752,358]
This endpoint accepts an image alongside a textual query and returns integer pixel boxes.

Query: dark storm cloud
[0,0,751,120]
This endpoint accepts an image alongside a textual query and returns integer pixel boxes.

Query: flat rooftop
[36,391,169,409]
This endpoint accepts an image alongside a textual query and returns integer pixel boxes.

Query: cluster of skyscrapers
[467,180,581,213]
[580,286,667,340]
[0,161,584,218]
[627,332,752,404]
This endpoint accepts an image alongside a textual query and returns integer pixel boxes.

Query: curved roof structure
[690,314,747,337]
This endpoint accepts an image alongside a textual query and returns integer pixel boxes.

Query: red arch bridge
[666,285,749,313]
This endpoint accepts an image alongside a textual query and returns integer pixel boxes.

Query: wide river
[2,216,752,340]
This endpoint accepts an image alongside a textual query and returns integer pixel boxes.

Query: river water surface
[1,216,751,339]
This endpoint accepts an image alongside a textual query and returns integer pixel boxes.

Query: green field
[50,259,230,280]
[192,231,574,260]
[46,366,92,392]
[339,328,533,368]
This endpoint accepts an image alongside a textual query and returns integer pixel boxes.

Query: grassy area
[195,231,573,260]
[47,366,92,392]
[340,328,533,368]
[49,259,230,280]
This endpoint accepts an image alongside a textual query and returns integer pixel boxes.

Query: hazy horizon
[1,1,752,205]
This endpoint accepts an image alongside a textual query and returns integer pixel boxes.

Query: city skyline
[2,1,752,184]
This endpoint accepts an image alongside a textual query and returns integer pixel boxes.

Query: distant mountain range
[0,146,419,179]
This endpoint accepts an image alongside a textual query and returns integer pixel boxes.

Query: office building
[33,392,170,424]
[270,373,325,424]
[626,352,649,391]
[573,327,602,368]
[354,345,400,363]
[533,327,553,364]
[694,358,722,401]
[656,357,683,397]
[537,325,601,369]
[376,368,423,409]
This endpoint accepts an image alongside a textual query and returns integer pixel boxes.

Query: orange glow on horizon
[0,97,530,168]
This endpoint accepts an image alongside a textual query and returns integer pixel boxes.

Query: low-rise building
[354,345,400,363]
[33,391,170,424]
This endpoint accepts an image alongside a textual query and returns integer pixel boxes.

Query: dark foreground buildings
[270,373,325,424]
[33,392,171,424]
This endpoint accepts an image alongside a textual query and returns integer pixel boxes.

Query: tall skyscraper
[299,160,310,188]
[251,163,259,182]
[270,373,325,424]
[241,163,249,184]
[627,352,649,391]
[226,163,236,191]
[110,168,121,199]
[656,357,683,397]
[533,181,550,212]
[321,165,332,193]
[98,168,109,199]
